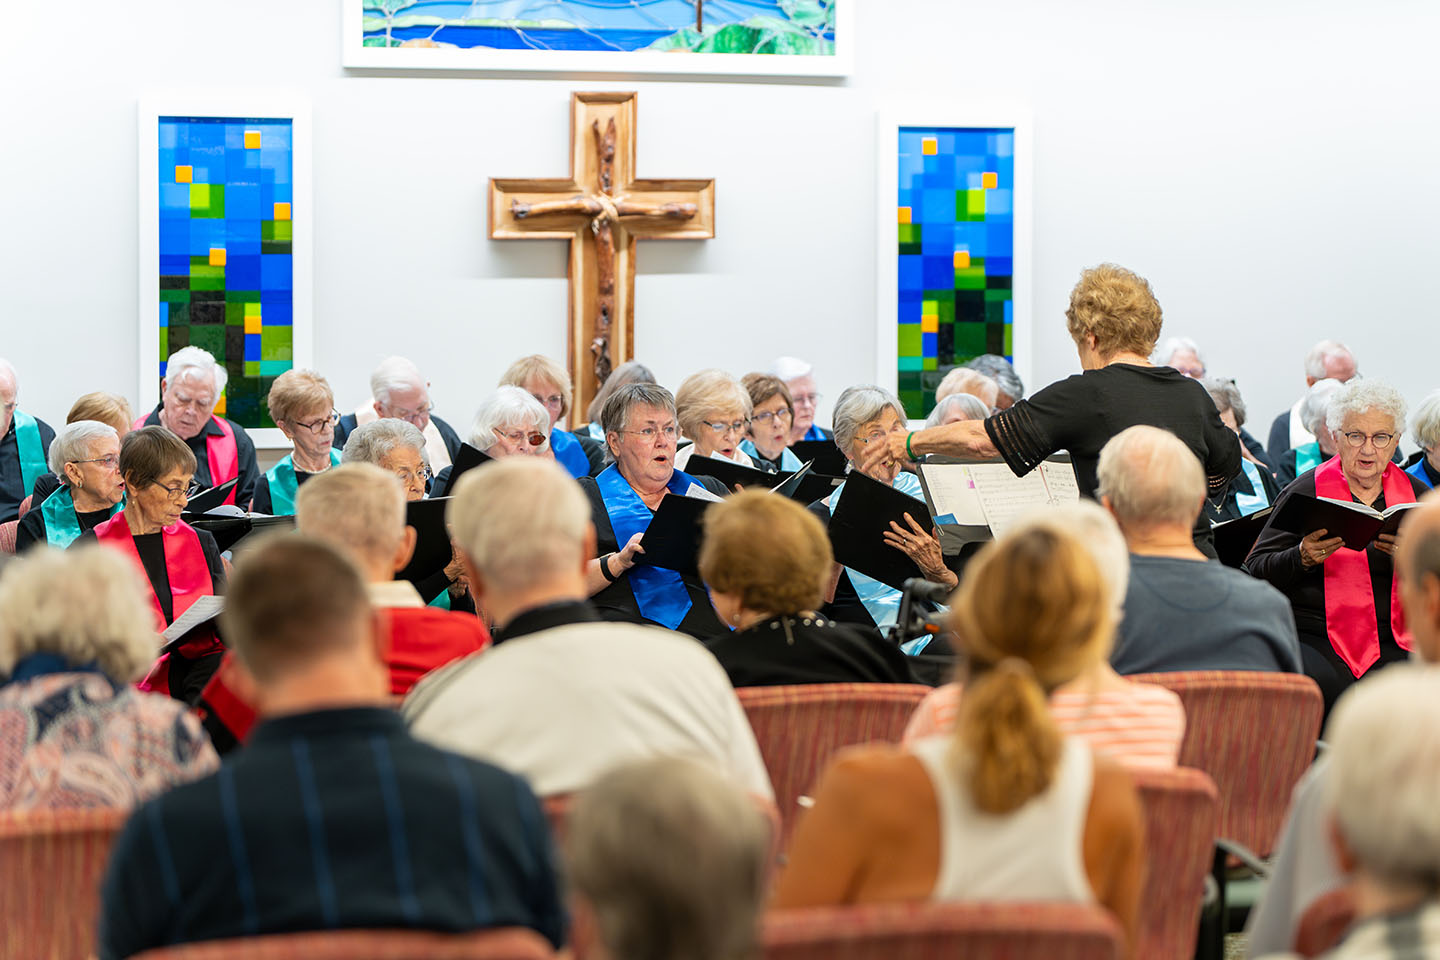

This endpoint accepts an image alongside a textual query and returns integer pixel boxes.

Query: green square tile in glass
[260,326,292,362]
[898,324,923,356]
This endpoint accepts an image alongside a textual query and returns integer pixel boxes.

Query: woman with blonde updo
[774,525,1145,953]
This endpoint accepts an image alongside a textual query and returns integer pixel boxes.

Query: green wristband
[905,431,918,462]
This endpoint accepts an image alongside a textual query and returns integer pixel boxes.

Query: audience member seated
[925,392,989,428]
[250,368,340,516]
[934,367,998,412]
[1245,498,1440,957]
[16,421,125,551]
[698,490,912,686]
[1099,425,1301,674]
[1276,378,1343,488]
[811,386,955,632]
[577,360,655,444]
[902,501,1185,770]
[739,373,801,472]
[135,346,258,507]
[1266,339,1358,463]
[1403,389,1440,490]
[0,357,55,524]
[773,523,1145,955]
[577,383,731,639]
[403,457,773,800]
[673,369,756,471]
[334,355,463,473]
[501,353,605,478]
[0,546,218,809]
[965,353,1025,410]
[1248,380,1428,713]
[433,386,553,492]
[26,391,133,509]
[772,356,831,442]
[97,535,564,959]
[76,427,226,704]
[565,758,770,960]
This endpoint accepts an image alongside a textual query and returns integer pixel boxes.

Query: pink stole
[1314,456,1415,677]
[132,414,240,506]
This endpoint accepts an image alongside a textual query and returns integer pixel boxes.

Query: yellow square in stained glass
[897,206,911,224]
[921,137,938,156]
[244,130,261,149]
[175,165,193,184]
[243,302,262,318]
[921,315,939,333]
[214,394,226,417]
[244,316,262,335]
[982,171,998,189]
[273,202,291,221]
[208,248,227,267]
[953,250,971,269]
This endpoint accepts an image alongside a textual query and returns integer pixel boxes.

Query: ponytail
[957,657,1062,814]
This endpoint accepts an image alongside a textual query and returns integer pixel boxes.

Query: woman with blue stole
[1404,390,1440,490]
[15,421,125,552]
[500,354,606,479]
[578,382,731,640]
[250,369,341,516]
[739,374,803,473]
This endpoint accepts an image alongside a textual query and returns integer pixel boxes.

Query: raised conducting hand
[1299,529,1346,568]
[884,513,957,588]
[859,430,907,478]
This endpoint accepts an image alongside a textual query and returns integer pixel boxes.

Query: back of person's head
[1064,263,1163,358]
[1096,425,1206,531]
[699,490,832,617]
[950,525,1114,814]
[295,463,407,573]
[567,756,770,960]
[1325,665,1440,888]
[449,457,591,595]
[0,546,158,683]
[221,535,373,684]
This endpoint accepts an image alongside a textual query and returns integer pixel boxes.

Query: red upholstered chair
[17,494,33,518]
[0,807,130,960]
[0,519,16,554]
[128,928,556,959]
[1131,766,1221,960]
[1294,885,1357,958]
[737,683,931,847]
[763,901,1125,960]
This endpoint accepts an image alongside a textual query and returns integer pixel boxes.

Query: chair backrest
[129,927,555,959]
[1130,671,1321,856]
[1294,885,1357,958]
[0,807,131,960]
[18,493,33,519]
[737,683,932,847]
[0,519,16,554]
[763,901,1125,960]
[1131,766,1221,960]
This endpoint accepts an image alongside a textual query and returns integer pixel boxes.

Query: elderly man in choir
[925,391,989,428]
[250,368,340,516]
[1248,380,1429,713]
[577,383,730,639]
[333,356,463,474]
[1266,339,1359,462]
[1276,378,1343,488]
[403,457,773,801]
[15,421,126,552]
[134,346,259,508]
[772,356,832,442]
[1203,377,1278,520]
[0,358,55,523]
[965,354,1025,410]
[934,366,998,412]
[432,387,553,493]
[500,354,605,478]
[673,369,756,471]
[1403,389,1440,490]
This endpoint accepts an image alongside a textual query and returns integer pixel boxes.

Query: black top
[705,614,913,687]
[334,412,464,467]
[1239,427,1274,474]
[30,471,61,507]
[97,708,565,960]
[1266,407,1297,464]
[140,408,260,510]
[572,432,607,476]
[0,414,55,523]
[1206,460,1280,525]
[1416,456,1440,488]
[75,526,226,623]
[15,496,112,553]
[492,599,600,646]
[578,474,730,641]
[983,364,1241,555]
[249,466,322,515]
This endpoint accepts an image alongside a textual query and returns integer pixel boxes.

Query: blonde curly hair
[1064,263,1164,359]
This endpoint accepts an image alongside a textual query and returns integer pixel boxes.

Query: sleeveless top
[909,735,1094,903]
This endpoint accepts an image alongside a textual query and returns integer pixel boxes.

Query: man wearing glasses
[0,357,56,524]
[333,356,464,474]
[771,355,834,444]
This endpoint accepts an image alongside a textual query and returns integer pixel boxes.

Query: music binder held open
[917,455,1080,540]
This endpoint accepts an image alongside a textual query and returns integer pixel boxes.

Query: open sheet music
[918,456,1081,539]
[162,595,224,645]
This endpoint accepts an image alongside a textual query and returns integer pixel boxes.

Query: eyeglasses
[499,429,547,447]
[72,455,120,470]
[289,411,339,435]
[752,409,793,426]
[155,480,201,502]
[624,425,678,441]
[394,466,432,485]
[792,392,822,407]
[531,393,565,410]
[700,419,748,436]
[1341,431,1396,449]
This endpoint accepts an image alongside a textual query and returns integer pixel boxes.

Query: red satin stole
[131,414,240,506]
[1314,456,1415,677]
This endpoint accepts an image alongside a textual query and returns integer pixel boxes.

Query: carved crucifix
[490,92,716,417]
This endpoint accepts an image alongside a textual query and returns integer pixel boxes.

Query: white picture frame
[340,0,852,77]
[137,95,313,449]
[875,108,1034,421]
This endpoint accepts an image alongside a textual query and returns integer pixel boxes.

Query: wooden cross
[490,92,716,418]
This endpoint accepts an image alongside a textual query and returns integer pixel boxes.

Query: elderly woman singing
[15,421,126,552]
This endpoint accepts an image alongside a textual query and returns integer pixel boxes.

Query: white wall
[2,0,1437,450]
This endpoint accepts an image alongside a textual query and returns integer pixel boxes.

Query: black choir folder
[1270,494,1420,552]
[789,439,849,477]
[180,477,239,516]
[1211,508,1272,569]
[398,497,453,587]
[686,455,839,504]
[189,514,294,553]
[433,443,492,498]
[827,470,928,591]
[638,494,713,578]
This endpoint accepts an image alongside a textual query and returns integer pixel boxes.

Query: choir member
[249,368,339,516]
[964,354,1025,410]
[134,346,258,508]
[772,355,832,442]
[333,355,463,473]
[1152,335,1208,378]
[577,360,655,443]
[1265,339,1358,463]
[1247,380,1428,713]
[673,369,756,471]
[1202,377,1278,522]
[0,358,54,524]
[500,354,605,478]
[1403,389,1440,490]
[15,421,125,551]
[934,366,997,412]
[924,392,988,428]
[739,373,801,472]
[1274,378,1342,488]
[431,387,553,493]
[27,392,135,510]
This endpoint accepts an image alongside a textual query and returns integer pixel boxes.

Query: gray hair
[965,354,1024,402]
[1325,665,1440,887]
[1008,500,1130,618]
[1096,425,1206,530]
[925,393,989,427]
[48,420,120,486]
[1153,336,1204,368]
[165,345,227,398]
[1326,379,1407,438]
[341,417,427,467]
[470,387,550,452]
[600,382,677,436]
[1201,377,1248,429]
[295,463,407,569]
[1300,379,1344,436]
[587,360,656,424]
[934,368,997,410]
[449,457,591,593]
[0,357,15,392]
[369,356,425,407]
[832,385,906,453]
[1304,339,1354,381]
[1411,390,1440,453]
[770,356,813,382]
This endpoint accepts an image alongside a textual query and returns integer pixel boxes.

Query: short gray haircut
[1304,339,1354,381]
[0,545,159,681]
[1411,390,1440,453]
[1325,665,1440,887]
[566,757,770,960]
[1326,379,1407,438]
[368,356,425,406]
[832,385,906,453]
[1008,500,1131,619]
[925,393,989,427]
[1097,425,1206,530]
[165,345,228,399]
[48,420,119,485]
[1300,378,1344,436]
[1153,336,1204,368]
[600,382,677,436]
[965,354,1024,402]
[470,387,550,452]
[1201,377,1248,429]
[295,463,407,569]
[449,457,591,593]
[341,417,427,467]
[934,368,997,410]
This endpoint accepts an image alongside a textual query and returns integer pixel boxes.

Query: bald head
[1096,425,1207,534]
[295,462,410,580]
[1397,495,1440,664]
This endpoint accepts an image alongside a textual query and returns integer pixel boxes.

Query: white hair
[1410,390,1440,453]
[1326,379,1407,438]
[1304,339,1354,381]
[769,356,813,382]
[1300,378,1344,437]
[1325,665,1440,886]
[831,386,906,453]
[294,463,407,569]
[368,356,426,406]
[48,420,119,485]
[1200,377,1247,429]
[934,368,998,409]
[0,357,16,391]
[925,393,989,427]
[341,417,427,467]
[1096,425,1206,530]
[470,387,551,452]
[449,457,591,593]
[1007,500,1131,614]
[1153,336,1204,367]
[165,345,227,398]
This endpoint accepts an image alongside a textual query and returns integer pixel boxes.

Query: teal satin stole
[40,485,124,548]
[12,409,47,496]
[263,449,341,516]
